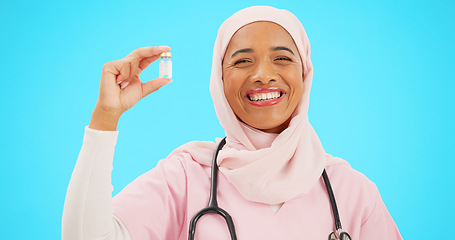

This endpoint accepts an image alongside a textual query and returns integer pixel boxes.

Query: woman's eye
[275,57,292,61]
[234,59,250,65]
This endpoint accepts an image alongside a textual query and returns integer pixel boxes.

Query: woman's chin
[244,118,291,134]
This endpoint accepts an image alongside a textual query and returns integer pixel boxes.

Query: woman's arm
[62,46,172,239]
[62,127,130,240]
[359,184,403,240]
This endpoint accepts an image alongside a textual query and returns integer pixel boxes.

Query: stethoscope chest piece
[329,231,351,240]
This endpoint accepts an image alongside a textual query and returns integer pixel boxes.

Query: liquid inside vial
[159,52,172,79]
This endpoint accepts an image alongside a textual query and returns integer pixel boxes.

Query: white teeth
[248,91,282,101]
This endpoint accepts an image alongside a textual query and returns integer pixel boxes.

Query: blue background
[1,0,454,239]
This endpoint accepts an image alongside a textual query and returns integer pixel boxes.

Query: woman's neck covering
[169,6,347,205]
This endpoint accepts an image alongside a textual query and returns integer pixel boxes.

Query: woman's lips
[245,87,285,107]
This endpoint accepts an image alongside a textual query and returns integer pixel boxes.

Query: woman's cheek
[225,72,244,92]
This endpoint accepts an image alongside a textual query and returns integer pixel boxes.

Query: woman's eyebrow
[272,46,295,55]
[231,48,253,58]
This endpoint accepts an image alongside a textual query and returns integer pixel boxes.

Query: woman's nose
[250,62,278,84]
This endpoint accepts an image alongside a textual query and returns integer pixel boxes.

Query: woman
[62,6,402,240]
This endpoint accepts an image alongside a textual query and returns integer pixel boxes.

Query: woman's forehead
[225,21,299,55]
[227,21,297,48]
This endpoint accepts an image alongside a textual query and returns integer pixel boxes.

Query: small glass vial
[159,52,172,79]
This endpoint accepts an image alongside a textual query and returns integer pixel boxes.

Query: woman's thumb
[142,78,172,98]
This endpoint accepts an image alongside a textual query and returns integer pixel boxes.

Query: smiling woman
[62,5,402,240]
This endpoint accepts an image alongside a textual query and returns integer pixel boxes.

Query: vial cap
[160,52,172,58]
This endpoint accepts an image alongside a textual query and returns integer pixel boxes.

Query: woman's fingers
[129,57,142,78]
[116,60,131,84]
[142,78,172,98]
[105,47,170,86]
[120,81,130,89]
[101,60,126,86]
[126,46,170,59]
[139,55,161,71]
[128,46,170,75]
[97,46,172,115]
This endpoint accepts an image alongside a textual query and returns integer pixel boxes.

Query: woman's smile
[245,87,285,106]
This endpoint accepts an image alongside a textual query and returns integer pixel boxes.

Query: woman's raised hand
[89,46,171,131]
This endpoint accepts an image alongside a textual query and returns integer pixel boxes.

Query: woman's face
[222,21,304,133]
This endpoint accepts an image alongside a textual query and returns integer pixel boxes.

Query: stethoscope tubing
[322,169,343,231]
[188,137,350,240]
[188,138,238,240]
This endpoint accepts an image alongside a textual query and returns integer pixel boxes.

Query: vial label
[159,60,172,79]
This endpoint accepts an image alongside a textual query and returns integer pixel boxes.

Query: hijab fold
[169,6,347,205]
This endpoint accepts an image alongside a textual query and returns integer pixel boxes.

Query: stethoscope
[188,138,352,240]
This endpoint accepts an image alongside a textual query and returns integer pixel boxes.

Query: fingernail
[117,80,123,85]
[120,81,129,89]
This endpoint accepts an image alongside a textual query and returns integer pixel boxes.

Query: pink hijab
[169,6,347,205]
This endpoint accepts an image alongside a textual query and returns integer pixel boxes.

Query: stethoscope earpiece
[329,231,351,240]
